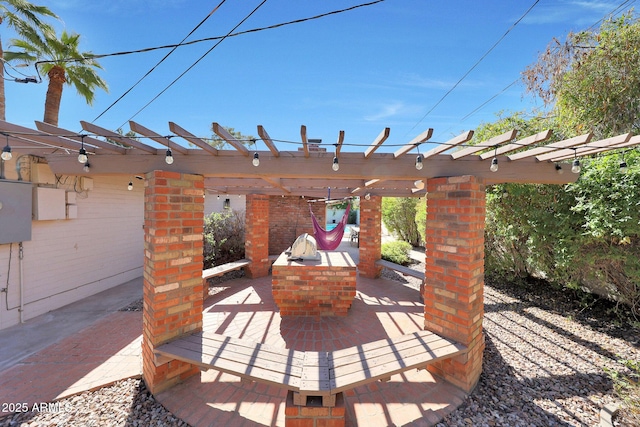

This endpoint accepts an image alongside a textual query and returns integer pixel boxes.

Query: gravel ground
[2,266,638,426]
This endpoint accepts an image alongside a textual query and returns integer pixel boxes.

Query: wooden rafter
[261,176,291,194]
[168,122,218,155]
[479,129,552,160]
[394,128,434,158]
[80,121,158,154]
[129,121,189,155]
[364,127,390,158]
[537,132,632,162]
[549,134,640,161]
[507,133,592,161]
[300,125,309,158]
[257,125,280,157]
[450,129,517,160]
[334,130,344,157]
[35,121,127,154]
[212,122,250,156]
[422,130,474,159]
[0,120,94,153]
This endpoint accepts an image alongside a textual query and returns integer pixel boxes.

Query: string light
[332,156,340,171]
[490,147,498,172]
[127,180,133,191]
[364,193,371,200]
[83,162,90,173]
[571,150,580,174]
[555,164,563,174]
[165,137,174,165]
[77,135,88,163]
[1,134,11,161]
[619,153,628,173]
[252,140,260,167]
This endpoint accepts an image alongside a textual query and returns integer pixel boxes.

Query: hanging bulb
[571,158,581,174]
[252,152,260,167]
[364,193,371,201]
[490,157,499,172]
[165,148,174,165]
[620,160,628,173]
[332,156,339,171]
[77,147,88,164]
[1,145,12,161]
[127,181,133,191]
[83,162,90,173]
[555,164,563,174]
[415,154,423,170]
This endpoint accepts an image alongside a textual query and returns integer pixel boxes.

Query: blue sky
[3,0,632,153]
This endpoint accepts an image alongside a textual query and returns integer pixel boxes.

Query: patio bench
[202,259,250,282]
[154,330,466,407]
[375,259,425,281]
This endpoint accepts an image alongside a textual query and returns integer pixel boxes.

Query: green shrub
[381,241,412,265]
[203,210,245,269]
[382,197,421,246]
[415,198,426,246]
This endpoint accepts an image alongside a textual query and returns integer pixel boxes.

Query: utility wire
[91,1,227,123]
[407,0,540,135]
[119,0,270,129]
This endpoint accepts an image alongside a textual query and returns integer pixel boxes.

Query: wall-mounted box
[66,191,77,204]
[33,187,66,220]
[80,177,93,191]
[31,163,56,185]
[0,180,33,244]
[66,204,78,219]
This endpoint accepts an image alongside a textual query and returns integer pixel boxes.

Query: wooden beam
[365,179,382,187]
[394,128,434,158]
[80,121,158,154]
[549,135,640,161]
[537,132,632,162]
[334,130,344,157]
[212,122,250,156]
[129,120,189,154]
[0,120,95,153]
[507,133,592,161]
[257,125,280,157]
[300,125,309,158]
[422,130,474,159]
[168,121,218,155]
[364,127,390,158]
[261,176,291,194]
[479,129,552,160]
[35,121,127,154]
[450,129,517,160]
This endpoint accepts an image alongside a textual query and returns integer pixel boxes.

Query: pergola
[2,118,638,420]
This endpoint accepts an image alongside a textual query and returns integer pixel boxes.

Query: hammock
[309,203,350,250]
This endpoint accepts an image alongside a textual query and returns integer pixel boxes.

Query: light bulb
[364,193,371,201]
[555,164,563,174]
[252,152,260,167]
[127,181,133,191]
[414,180,424,190]
[490,157,499,172]
[415,154,423,170]
[83,162,90,173]
[1,145,11,161]
[620,161,628,173]
[571,158,581,174]
[165,148,174,165]
[77,147,88,164]
[332,156,339,171]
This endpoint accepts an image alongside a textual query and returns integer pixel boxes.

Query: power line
[90,1,227,123]
[119,0,270,129]
[407,0,540,135]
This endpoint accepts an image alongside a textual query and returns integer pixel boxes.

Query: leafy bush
[381,198,421,246]
[608,359,640,426]
[381,241,412,265]
[415,198,426,246]
[203,210,245,269]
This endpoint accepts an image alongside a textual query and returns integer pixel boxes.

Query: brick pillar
[142,171,205,394]
[423,176,485,393]
[358,195,382,278]
[245,194,270,278]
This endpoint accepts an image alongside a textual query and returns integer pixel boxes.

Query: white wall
[204,192,245,215]
[0,159,144,330]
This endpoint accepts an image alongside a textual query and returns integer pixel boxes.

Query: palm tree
[0,0,58,120]
[5,28,107,125]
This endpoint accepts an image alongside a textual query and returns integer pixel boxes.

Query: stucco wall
[0,160,143,330]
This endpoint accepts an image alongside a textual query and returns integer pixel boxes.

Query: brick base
[285,391,345,427]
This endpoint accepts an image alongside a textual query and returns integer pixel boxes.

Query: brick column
[423,176,485,393]
[142,171,205,394]
[358,195,382,278]
[245,194,270,278]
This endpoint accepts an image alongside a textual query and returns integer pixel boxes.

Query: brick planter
[285,391,346,427]
[272,251,357,317]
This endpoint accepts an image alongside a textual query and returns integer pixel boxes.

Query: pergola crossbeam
[394,128,434,158]
[507,132,592,161]
[549,134,640,161]
[423,130,474,159]
[0,120,95,154]
[80,121,158,154]
[35,121,127,154]
[261,176,291,194]
[479,129,552,160]
[301,125,309,158]
[364,127,390,158]
[212,122,250,156]
[450,129,517,160]
[129,121,189,155]
[334,130,344,157]
[168,122,218,155]
[537,132,632,162]
[257,125,280,157]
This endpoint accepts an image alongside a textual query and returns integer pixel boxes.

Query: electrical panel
[31,163,56,185]
[33,187,66,220]
[0,180,33,244]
